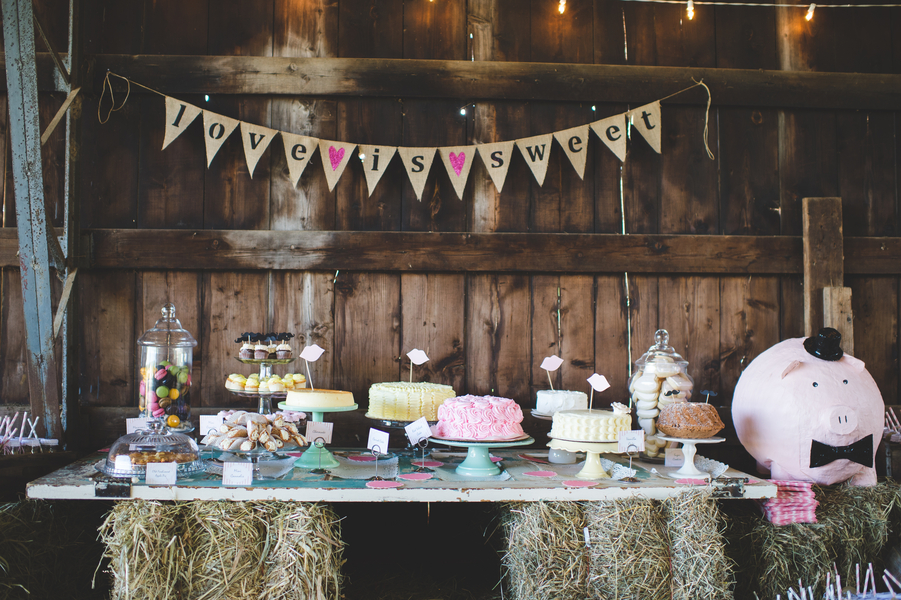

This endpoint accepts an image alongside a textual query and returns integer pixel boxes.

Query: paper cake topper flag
[628,101,662,154]
[587,373,611,393]
[281,133,319,188]
[407,349,430,366]
[359,145,397,197]
[439,146,476,200]
[515,134,553,186]
[541,355,565,391]
[162,97,201,150]
[300,344,325,362]
[202,110,240,167]
[319,140,357,191]
[398,147,437,201]
[240,122,278,178]
[553,125,590,180]
[476,141,515,193]
[590,114,627,162]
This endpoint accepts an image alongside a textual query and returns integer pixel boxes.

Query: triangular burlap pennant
[628,101,662,154]
[280,132,319,187]
[398,147,437,201]
[162,97,201,150]
[240,122,278,178]
[438,146,475,200]
[515,134,553,186]
[553,125,590,180]
[590,114,627,162]
[359,145,397,197]
[318,139,357,192]
[476,141,515,193]
[202,110,240,167]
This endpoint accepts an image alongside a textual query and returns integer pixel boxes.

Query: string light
[620,0,901,9]
[805,3,815,19]
[687,0,694,19]
[558,0,566,13]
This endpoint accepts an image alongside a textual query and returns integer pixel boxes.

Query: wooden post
[823,286,854,356]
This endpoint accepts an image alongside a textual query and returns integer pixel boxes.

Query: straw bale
[585,498,671,600]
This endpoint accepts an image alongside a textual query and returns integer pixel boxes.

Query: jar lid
[137,303,197,348]
[634,329,688,367]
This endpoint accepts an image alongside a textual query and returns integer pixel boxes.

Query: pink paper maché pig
[732,328,884,486]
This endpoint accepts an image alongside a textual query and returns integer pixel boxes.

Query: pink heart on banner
[449,151,465,176]
[328,146,345,171]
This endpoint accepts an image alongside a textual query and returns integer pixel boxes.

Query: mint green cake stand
[278,402,358,469]
[428,436,535,477]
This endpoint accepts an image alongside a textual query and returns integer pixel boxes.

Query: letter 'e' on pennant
[318,139,357,192]
[202,110,240,167]
[590,113,627,163]
[515,134,553,186]
[239,122,278,178]
[359,145,397,197]
[553,125,590,180]
[438,146,475,200]
[628,101,662,154]
[398,147,437,201]
[162,97,201,150]
[476,141,515,193]
[280,132,319,188]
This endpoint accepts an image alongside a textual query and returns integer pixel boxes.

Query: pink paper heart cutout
[328,146,345,171]
[449,151,465,176]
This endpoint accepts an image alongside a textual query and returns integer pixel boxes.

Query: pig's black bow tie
[809,434,873,468]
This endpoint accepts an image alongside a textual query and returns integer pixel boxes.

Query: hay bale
[98,500,185,600]
[585,498,671,600]
[260,502,345,600]
[662,489,734,600]
[502,501,588,600]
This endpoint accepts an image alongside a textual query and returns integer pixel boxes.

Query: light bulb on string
[558,0,566,14]
[805,3,815,20]
[687,0,694,20]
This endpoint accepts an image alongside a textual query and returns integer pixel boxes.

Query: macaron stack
[629,357,693,458]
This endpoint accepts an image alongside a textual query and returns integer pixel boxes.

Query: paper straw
[19,412,26,444]
[885,568,901,590]
[857,563,861,595]
[883,574,896,597]
[28,416,40,439]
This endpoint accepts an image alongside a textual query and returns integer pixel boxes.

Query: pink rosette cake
[434,395,525,440]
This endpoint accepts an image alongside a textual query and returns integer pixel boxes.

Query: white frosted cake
[549,404,632,442]
[434,395,525,440]
[535,390,588,415]
[367,381,456,421]
[285,388,355,408]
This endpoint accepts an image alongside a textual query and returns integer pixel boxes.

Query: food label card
[665,447,685,467]
[367,428,390,456]
[146,462,177,485]
[306,421,334,445]
[199,414,224,436]
[404,418,431,445]
[126,418,153,434]
[618,430,645,453]
[222,462,254,486]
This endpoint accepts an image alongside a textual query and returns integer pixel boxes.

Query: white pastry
[636,407,660,419]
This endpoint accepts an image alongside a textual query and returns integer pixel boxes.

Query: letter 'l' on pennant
[553,125,590,180]
[359,145,397,197]
[476,141,515,193]
[162,96,201,150]
[202,110,240,167]
[240,122,278,178]
[515,134,553,186]
[628,101,662,154]
[280,132,319,188]
[398,147,437,201]
[590,114,627,162]
[438,146,475,200]
[318,139,357,192]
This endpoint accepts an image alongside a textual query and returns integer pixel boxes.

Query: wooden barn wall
[1,0,900,451]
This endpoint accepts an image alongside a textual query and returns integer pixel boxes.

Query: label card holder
[618,430,645,453]
[367,428,390,455]
[404,417,431,446]
[306,421,334,445]
[146,462,177,485]
[222,462,254,486]
[665,447,685,467]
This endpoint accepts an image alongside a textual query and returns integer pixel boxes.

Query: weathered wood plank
[802,197,843,337]
[595,274,630,404]
[79,55,901,110]
[822,286,853,356]
[339,0,403,59]
[0,268,29,405]
[848,276,898,404]
[658,276,720,396]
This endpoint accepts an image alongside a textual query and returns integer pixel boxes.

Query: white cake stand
[547,437,621,480]
[656,435,725,478]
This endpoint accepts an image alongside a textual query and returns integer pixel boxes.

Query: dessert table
[27,447,776,502]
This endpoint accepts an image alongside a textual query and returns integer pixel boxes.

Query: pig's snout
[826,405,859,435]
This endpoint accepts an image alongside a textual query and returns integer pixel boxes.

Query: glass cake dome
[628,329,693,392]
[99,420,204,479]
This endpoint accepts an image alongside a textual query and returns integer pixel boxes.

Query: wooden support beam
[803,197,844,338]
[823,286,853,356]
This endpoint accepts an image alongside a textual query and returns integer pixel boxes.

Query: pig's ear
[841,354,866,373]
[781,360,803,379]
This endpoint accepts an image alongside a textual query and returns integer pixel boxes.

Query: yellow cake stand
[547,437,621,479]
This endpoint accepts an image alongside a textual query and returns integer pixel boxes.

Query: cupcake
[277,342,292,360]
[244,377,260,392]
[225,374,246,391]
[254,343,269,360]
[239,342,254,359]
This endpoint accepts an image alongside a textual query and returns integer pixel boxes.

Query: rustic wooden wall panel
[713,4,776,70]
[142,0,209,55]
[39,96,66,227]
[594,274,630,403]
[82,0,143,55]
[627,274,659,378]
[339,0,404,59]
[849,276,899,403]
[0,268,29,403]
[591,104,628,234]
[658,276,720,394]
[274,0,338,59]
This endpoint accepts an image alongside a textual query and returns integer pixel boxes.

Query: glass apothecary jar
[138,303,197,432]
[628,329,694,402]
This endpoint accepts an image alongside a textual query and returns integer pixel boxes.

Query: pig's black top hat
[803,327,844,361]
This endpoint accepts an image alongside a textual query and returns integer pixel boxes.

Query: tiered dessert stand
[656,434,725,478]
[233,357,295,414]
[429,436,535,477]
[278,401,358,469]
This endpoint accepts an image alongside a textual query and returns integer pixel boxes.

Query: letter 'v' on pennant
[162,96,201,150]
[515,134,553,186]
[280,132,319,188]
[240,122,279,178]
[202,110,240,167]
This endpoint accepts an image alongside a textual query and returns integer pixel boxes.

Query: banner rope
[98,71,165,124]
[658,77,714,160]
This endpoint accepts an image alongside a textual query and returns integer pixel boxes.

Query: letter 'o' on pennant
[239,122,278,179]
[358,145,397,197]
[476,141,515,193]
[280,132,319,188]
[318,139,357,192]
[552,125,590,180]
[202,110,240,167]
[590,114,627,163]
[628,101,662,154]
[515,134,553,186]
[162,97,201,150]
[438,146,476,200]
[398,147,437,202]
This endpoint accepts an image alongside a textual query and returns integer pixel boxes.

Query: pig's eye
[812,382,819,387]
[843,379,849,384]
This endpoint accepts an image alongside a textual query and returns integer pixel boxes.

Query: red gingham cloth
[759,480,818,525]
